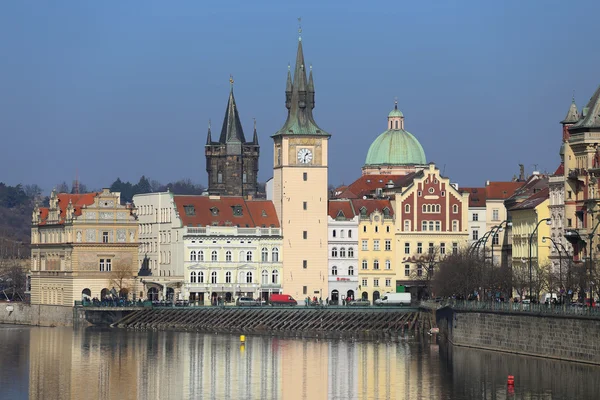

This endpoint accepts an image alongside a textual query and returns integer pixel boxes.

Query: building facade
[355,199,395,302]
[205,81,259,197]
[272,37,330,299]
[30,189,139,305]
[327,200,359,303]
[172,195,282,305]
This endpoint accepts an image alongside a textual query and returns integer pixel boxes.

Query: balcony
[185,226,281,237]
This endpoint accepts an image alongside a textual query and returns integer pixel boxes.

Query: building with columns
[30,189,139,305]
[272,36,330,299]
[205,81,259,197]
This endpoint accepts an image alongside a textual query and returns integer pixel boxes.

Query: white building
[462,187,487,248]
[172,195,283,305]
[133,191,185,301]
[327,200,359,304]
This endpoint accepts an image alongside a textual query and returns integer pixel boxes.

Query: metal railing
[436,299,600,318]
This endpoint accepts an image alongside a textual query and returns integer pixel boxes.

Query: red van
[269,294,297,306]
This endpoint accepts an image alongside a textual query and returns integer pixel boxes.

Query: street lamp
[587,218,600,308]
[490,221,512,268]
[529,218,552,301]
[542,236,562,304]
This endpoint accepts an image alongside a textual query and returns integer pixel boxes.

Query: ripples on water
[0,324,599,400]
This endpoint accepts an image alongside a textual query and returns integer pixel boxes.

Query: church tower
[205,78,259,196]
[272,32,330,299]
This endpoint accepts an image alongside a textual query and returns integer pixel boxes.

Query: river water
[0,324,599,400]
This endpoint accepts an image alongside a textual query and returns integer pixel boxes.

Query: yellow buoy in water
[240,335,246,343]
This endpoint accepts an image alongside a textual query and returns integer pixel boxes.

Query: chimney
[486,180,490,186]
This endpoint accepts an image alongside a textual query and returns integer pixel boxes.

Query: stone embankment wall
[437,308,600,365]
[0,302,76,327]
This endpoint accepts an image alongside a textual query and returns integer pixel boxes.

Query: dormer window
[261,210,267,217]
[184,205,195,216]
[336,210,345,220]
[360,207,367,217]
[383,207,390,217]
[232,205,243,216]
[210,207,219,216]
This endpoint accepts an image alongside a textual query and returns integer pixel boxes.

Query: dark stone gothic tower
[205,81,259,196]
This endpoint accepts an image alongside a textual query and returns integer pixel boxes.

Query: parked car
[269,294,297,306]
[236,297,258,306]
[348,299,370,307]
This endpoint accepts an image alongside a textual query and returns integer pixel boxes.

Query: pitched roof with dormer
[508,187,549,211]
[350,199,394,217]
[570,85,600,130]
[461,187,486,208]
[173,195,279,228]
[485,181,524,200]
[334,173,417,199]
[328,199,356,219]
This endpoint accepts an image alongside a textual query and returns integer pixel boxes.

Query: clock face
[297,148,313,164]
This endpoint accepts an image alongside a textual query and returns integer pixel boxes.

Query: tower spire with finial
[252,117,259,145]
[206,119,212,145]
[298,17,302,41]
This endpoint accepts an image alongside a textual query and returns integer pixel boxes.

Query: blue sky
[1,1,600,193]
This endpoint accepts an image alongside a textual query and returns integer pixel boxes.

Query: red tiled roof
[508,187,549,211]
[39,192,99,225]
[485,181,524,200]
[461,187,486,208]
[173,196,280,228]
[335,173,417,199]
[553,163,564,176]
[350,199,394,216]
[328,199,355,219]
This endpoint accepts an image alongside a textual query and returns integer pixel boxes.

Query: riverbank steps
[107,307,437,341]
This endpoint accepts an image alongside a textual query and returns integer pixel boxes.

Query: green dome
[388,108,404,118]
[365,129,426,166]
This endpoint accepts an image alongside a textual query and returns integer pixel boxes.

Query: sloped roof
[508,187,549,211]
[485,181,524,200]
[173,195,279,228]
[39,192,99,225]
[335,173,417,199]
[553,163,564,176]
[328,199,356,219]
[461,187,486,208]
[570,85,600,130]
[350,199,394,216]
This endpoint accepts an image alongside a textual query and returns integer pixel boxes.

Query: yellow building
[508,187,551,298]
[30,189,139,305]
[354,199,395,302]
[272,37,330,299]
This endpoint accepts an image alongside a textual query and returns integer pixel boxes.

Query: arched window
[405,204,410,213]
[436,204,441,213]
[332,266,338,275]
[348,266,354,276]
[340,230,345,238]
[348,230,352,238]
[452,220,459,232]
[362,260,368,270]
[363,226,367,233]
[422,204,427,213]
[429,221,434,231]
[385,260,391,270]
[453,204,458,213]
[225,271,231,283]
[331,247,338,257]
[386,226,390,233]
[211,271,217,284]
[427,205,432,213]
[340,247,346,257]
[435,221,441,231]
[262,269,269,284]
[261,247,269,262]
[211,250,218,262]
[272,269,279,284]
[422,221,427,231]
[198,271,204,283]
[198,251,204,262]
[375,226,379,233]
[246,251,253,262]
[348,247,354,257]
[395,120,398,129]
[226,251,232,262]
[246,271,253,283]
[373,260,379,270]
[190,250,197,261]
[272,248,279,262]
[190,271,197,283]
[404,220,410,231]
[332,229,337,238]
[239,251,245,261]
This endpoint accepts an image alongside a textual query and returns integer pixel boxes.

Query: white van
[375,293,411,306]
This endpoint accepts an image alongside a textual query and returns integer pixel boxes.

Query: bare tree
[109,260,137,298]
[0,259,26,301]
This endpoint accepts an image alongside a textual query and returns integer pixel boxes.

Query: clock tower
[272,34,330,299]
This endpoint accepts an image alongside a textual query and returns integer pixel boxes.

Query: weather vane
[229,74,234,86]
[298,17,302,41]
